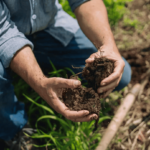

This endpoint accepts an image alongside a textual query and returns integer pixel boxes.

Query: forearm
[75,0,118,51]
[10,46,47,99]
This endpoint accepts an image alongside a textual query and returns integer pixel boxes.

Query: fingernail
[101,82,106,86]
[74,81,80,86]
[87,58,93,61]
[84,111,89,115]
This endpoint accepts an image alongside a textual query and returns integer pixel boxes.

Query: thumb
[85,53,97,63]
[56,78,81,88]
[85,57,94,63]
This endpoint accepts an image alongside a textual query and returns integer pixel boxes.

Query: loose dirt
[62,57,114,116]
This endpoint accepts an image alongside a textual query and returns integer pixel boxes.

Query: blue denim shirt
[0,0,88,68]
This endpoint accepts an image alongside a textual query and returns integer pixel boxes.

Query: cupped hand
[86,44,125,98]
[41,77,98,122]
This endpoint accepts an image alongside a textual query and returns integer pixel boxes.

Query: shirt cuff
[0,36,34,68]
[68,0,89,12]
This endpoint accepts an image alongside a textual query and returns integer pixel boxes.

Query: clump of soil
[62,86,101,115]
[62,57,114,116]
[82,57,114,97]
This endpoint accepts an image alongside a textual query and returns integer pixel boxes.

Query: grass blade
[23,94,54,115]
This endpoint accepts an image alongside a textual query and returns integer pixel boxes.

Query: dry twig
[122,114,150,143]
[131,125,146,150]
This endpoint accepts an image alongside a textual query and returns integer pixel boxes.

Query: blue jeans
[0,29,131,141]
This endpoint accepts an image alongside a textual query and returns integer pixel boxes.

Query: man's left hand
[85,44,125,98]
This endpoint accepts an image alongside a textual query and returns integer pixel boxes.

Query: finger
[85,52,100,63]
[71,114,98,122]
[97,79,118,94]
[100,62,124,86]
[103,89,114,98]
[64,109,90,120]
[48,91,90,119]
[54,98,98,122]
[49,86,98,123]
[54,77,81,88]
[85,57,95,63]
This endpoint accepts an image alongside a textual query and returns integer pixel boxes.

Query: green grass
[103,0,133,26]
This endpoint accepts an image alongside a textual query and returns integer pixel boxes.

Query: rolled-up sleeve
[68,0,89,12]
[0,1,33,68]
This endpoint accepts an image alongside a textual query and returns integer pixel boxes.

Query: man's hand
[41,77,98,122]
[75,0,125,97]
[10,47,98,123]
[86,44,125,98]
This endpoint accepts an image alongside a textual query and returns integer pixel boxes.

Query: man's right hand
[10,47,97,122]
[40,77,98,122]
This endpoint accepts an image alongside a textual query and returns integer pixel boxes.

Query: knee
[122,59,132,86]
[115,58,132,91]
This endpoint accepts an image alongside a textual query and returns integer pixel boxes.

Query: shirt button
[32,14,37,20]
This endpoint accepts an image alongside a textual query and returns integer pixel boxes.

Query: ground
[113,0,150,51]
[103,0,150,149]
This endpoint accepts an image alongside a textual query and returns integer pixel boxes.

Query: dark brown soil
[82,57,114,97]
[62,57,114,116]
[62,86,101,115]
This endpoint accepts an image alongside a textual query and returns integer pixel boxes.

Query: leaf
[23,94,54,115]
[64,67,75,75]
[49,60,60,77]
[36,115,70,128]
[98,116,112,124]
[33,143,54,148]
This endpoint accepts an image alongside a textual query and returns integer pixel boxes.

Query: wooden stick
[96,68,150,150]
[95,83,141,150]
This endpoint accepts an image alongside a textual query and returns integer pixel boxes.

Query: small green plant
[123,17,139,28]
[104,0,133,26]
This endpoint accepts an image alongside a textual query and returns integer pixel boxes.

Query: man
[0,0,131,149]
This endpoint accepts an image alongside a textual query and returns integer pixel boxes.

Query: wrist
[33,77,51,103]
[32,76,48,92]
[99,43,122,59]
